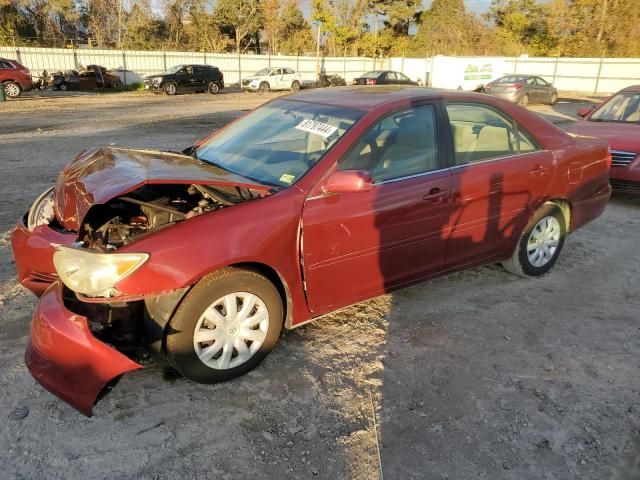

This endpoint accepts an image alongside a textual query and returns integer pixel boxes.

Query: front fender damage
[25,282,142,416]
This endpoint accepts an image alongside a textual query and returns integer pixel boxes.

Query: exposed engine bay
[80,183,259,250]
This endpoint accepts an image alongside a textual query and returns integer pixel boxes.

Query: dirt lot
[0,90,638,480]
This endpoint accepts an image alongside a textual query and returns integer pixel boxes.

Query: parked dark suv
[0,58,33,98]
[144,65,224,95]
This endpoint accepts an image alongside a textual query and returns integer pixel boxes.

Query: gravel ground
[0,90,638,480]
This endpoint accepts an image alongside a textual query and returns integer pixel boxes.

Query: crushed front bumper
[25,282,142,416]
[11,216,76,296]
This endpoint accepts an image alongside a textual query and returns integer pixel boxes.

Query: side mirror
[323,170,373,194]
[577,106,594,118]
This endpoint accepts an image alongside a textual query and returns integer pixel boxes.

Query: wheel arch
[544,198,572,232]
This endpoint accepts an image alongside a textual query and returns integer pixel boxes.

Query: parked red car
[12,86,611,415]
[0,57,32,98]
[567,85,640,194]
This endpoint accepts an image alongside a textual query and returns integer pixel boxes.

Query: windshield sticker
[279,173,296,184]
[295,119,338,138]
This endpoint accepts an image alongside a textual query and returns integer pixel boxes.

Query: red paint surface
[25,282,142,416]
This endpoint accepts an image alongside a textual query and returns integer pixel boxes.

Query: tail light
[366,79,377,85]
[513,83,523,90]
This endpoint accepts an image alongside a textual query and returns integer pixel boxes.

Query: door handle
[423,187,449,203]
[529,165,549,177]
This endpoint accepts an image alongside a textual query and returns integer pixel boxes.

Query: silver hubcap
[193,292,269,370]
[209,83,218,93]
[5,83,19,97]
[167,84,175,94]
[527,216,561,267]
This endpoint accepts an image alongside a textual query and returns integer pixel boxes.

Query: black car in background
[352,70,418,86]
[144,64,224,95]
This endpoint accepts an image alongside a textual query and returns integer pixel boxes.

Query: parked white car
[241,67,302,93]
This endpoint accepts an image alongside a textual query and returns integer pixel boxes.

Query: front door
[301,103,452,314]
[444,102,555,267]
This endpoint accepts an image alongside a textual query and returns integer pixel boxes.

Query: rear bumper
[570,182,612,232]
[485,91,520,102]
[26,282,142,416]
[11,216,76,296]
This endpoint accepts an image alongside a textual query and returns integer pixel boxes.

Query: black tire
[165,267,283,383]
[111,80,122,89]
[502,204,566,277]
[208,81,220,94]
[164,82,177,95]
[3,81,21,98]
[258,82,270,94]
[59,82,69,92]
[549,92,558,105]
[519,93,529,107]
[291,80,300,92]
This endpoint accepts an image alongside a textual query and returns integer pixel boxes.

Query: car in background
[144,65,224,95]
[0,58,33,98]
[352,70,418,86]
[52,65,122,91]
[241,67,302,93]
[484,75,558,107]
[12,86,611,415]
[567,85,640,194]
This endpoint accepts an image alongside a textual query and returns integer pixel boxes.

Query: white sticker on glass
[295,119,338,138]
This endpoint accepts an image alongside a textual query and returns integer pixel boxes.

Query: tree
[279,1,313,55]
[214,0,262,54]
[369,0,421,36]
[261,0,282,54]
[411,0,483,56]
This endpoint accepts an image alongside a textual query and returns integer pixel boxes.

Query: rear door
[444,102,555,267]
[301,102,452,313]
[535,77,552,103]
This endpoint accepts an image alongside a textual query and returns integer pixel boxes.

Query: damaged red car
[12,86,612,415]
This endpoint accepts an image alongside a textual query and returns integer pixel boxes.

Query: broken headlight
[27,187,55,231]
[53,245,149,297]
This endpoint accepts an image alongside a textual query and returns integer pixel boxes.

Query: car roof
[620,84,640,93]
[286,85,444,110]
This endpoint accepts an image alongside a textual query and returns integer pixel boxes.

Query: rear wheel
[258,82,270,94]
[59,82,69,92]
[164,82,177,95]
[291,80,300,92]
[208,81,220,94]
[519,93,529,107]
[111,80,122,89]
[3,81,21,98]
[502,204,566,277]
[165,267,283,383]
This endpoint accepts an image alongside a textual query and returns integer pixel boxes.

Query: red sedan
[567,85,640,194]
[12,86,611,415]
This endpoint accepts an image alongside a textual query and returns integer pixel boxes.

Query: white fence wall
[2,46,640,93]
[504,56,640,94]
[0,46,381,85]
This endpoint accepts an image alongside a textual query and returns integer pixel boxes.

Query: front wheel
[208,81,220,94]
[165,267,283,383]
[258,82,270,94]
[291,80,300,92]
[59,82,70,92]
[549,92,558,105]
[164,82,177,95]
[502,204,566,277]
[111,80,122,89]
[3,81,22,98]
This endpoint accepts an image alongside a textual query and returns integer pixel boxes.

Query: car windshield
[590,92,640,123]
[195,99,363,188]
[163,65,184,74]
[361,71,383,78]
[254,68,275,77]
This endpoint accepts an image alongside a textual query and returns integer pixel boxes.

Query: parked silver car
[484,75,558,106]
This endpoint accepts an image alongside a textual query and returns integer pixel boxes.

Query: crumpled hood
[54,147,271,231]
[567,120,640,153]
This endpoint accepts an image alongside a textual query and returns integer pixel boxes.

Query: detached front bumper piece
[25,282,142,416]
